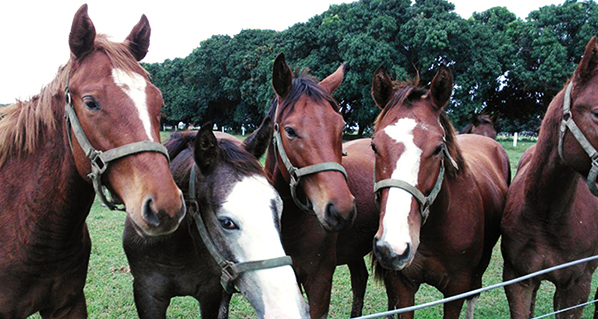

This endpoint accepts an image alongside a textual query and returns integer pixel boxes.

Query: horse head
[470,113,498,139]
[267,53,356,232]
[557,36,598,196]
[370,65,459,270]
[66,4,184,236]
[184,124,309,318]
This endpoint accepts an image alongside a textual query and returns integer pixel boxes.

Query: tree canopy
[144,0,598,134]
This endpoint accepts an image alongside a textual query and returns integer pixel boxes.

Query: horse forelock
[277,76,339,121]
[374,84,466,177]
[0,34,147,168]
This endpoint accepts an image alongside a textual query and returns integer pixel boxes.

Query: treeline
[143,0,598,134]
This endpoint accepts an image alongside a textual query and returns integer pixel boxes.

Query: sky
[0,0,565,104]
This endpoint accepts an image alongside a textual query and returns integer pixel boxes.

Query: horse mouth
[372,239,414,271]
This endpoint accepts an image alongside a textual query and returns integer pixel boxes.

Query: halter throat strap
[188,166,293,294]
[272,123,348,212]
[558,81,598,196]
[64,74,170,210]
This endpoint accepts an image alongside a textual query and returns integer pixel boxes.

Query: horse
[123,123,309,319]
[369,64,510,318]
[264,53,359,318]
[460,112,499,139]
[501,36,598,319]
[0,4,185,318]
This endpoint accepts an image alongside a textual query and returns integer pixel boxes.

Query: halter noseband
[188,165,293,294]
[558,81,598,196]
[272,123,348,212]
[64,74,170,210]
[373,144,456,225]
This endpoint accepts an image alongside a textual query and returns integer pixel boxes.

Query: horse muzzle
[373,237,414,271]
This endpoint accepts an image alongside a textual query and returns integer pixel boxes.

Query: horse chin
[313,201,357,232]
[126,201,186,238]
[374,252,414,271]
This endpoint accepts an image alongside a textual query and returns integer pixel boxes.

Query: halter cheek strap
[64,74,170,210]
[558,81,598,196]
[272,123,348,212]
[373,145,457,224]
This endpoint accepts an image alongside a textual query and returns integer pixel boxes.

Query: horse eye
[433,145,443,156]
[218,217,238,230]
[285,127,298,138]
[83,96,101,110]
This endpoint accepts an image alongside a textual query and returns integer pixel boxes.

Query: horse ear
[575,36,598,84]
[490,113,499,124]
[319,63,346,94]
[194,123,220,174]
[243,116,273,159]
[272,53,293,99]
[371,66,394,109]
[429,65,453,111]
[472,114,481,126]
[69,4,96,59]
[125,14,151,61]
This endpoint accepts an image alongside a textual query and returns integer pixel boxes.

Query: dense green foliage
[145,0,598,134]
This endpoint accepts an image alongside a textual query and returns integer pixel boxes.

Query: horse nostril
[142,197,160,227]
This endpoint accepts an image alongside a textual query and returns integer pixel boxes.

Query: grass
[27,134,598,318]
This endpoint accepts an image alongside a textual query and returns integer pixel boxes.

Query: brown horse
[460,112,499,139]
[264,53,357,318]
[0,5,184,318]
[501,36,598,319]
[123,123,309,319]
[370,65,510,318]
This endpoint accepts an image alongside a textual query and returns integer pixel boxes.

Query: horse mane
[0,34,146,167]
[276,70,340,120]
[165,130,264,179]
[374,83,467,177]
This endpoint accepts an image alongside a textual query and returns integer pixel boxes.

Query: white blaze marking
[112,68,154,142]
[222,175,306,317]
[380,118,422,254]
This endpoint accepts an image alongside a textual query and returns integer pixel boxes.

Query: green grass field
[28,135,598,318]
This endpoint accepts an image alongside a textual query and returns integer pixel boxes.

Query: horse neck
[3,106,94,250]
[523,91,580,209]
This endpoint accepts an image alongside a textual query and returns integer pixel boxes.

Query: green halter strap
[64,74,170,210]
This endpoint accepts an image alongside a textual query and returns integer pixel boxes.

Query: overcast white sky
[0,0,564,103]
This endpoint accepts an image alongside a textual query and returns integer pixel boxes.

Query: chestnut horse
[501,36,598,319]
[460,112,499,139]
[264,53,358,318]
[0,5,185,318]
[123,123,308,319]
[370,65,510,318]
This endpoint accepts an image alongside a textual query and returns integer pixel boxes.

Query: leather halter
[272,123,348,212]
[558,81,598,196]
[64,74,170,210]
[373,144,457,224]
[188,165,293,294]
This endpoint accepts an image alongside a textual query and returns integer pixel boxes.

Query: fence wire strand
[355,254,598,319]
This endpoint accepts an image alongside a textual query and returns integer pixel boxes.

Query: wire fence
[354,255,598,319]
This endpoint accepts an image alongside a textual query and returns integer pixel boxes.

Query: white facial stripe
[112,68,154,142]
[380,118,421,252]
[222,175,307,317]
[221,175,286,261]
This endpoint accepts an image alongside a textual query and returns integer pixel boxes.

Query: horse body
[370,65,509,318]
[123,126,309,319]
[501,36,598,319]
[264,54,357,318]
[0,5,184,318]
